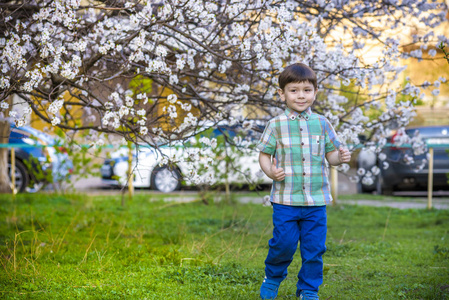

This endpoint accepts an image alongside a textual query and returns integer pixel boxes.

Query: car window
[406,126,449,138]
[208,125,263,143]
[181,124,265,147]
[9,128,31,144]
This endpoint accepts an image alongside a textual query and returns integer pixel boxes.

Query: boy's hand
[338,146,351,164]
[271,158,285,181]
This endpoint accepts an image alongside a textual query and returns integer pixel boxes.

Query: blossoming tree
[0,0,448,191]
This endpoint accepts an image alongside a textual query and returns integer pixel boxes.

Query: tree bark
[0,120,12,193]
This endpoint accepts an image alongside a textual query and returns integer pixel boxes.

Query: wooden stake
[427,147,434,210]
[0,120,12,194]
[127,141,134,203]
[11,147,16,195]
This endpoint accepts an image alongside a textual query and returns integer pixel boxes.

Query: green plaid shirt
[257,107,341,206]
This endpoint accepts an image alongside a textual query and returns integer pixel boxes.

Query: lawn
[0,192,448,299]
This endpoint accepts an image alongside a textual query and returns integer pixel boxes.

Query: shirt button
[303,186,306,189]
[301,142,304,146]
[303,172,306,176]
[300,128,303,131]
[302,158,305,161]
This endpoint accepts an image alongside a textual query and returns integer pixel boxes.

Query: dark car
[7,123,73,192]
[357,125,449,195]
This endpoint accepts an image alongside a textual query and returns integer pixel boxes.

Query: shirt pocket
[311,134,324,156]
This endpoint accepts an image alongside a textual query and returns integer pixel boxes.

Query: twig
[249,220,271,259]
[56,212,79,253]
[81,234,97,264]
[0,249,12,280]
[113,224,126,243]
[339,229,347,245]
[439,42,449,64]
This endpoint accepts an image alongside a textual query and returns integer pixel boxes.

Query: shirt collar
[285,107,312,121]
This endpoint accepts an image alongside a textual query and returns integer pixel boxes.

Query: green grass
[0,193,448,299]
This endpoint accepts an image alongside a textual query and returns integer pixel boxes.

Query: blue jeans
[264,203,327,292]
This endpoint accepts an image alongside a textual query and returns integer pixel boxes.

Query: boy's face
[278,81,317,113]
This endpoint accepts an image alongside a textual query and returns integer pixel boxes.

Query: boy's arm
[326,146,351,166]
[259,152,285,181]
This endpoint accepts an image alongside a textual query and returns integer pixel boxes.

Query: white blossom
[125,96,133,107]
[349,176,360,183]
[167,94,177,104]
[403,154,414,165]
[140,126,148,135]
[48,99,64,115]
[371,166,380,176]
[337,164,350,173]
[51,117,61,126]
[361,176,374,186]
[210,138,217,149]
[167,105,177,118]
[0,101,9,110]
[357,168,366,176]
[0,76,11,89]
[199,137,211,146]
[119,106,129,118]
[263,195,271,207]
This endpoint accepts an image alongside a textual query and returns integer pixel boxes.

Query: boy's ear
[277,88,285,101]
[313,88,318,100]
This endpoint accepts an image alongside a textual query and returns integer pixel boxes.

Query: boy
[257,63,351,300]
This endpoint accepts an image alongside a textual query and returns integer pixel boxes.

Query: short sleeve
[324,118,341,153]
[256,121,276,155]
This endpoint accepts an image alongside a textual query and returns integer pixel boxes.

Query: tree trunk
[0,120,12,193]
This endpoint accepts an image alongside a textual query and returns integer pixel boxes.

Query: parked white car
[100,125,271,192]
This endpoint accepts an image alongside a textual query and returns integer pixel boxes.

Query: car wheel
[151,165,182,193]
[8,160,29,193]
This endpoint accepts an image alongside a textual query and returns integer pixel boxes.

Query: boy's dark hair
[278,63,317,91]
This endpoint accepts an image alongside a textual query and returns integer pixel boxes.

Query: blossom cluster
[0,0,448,187]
